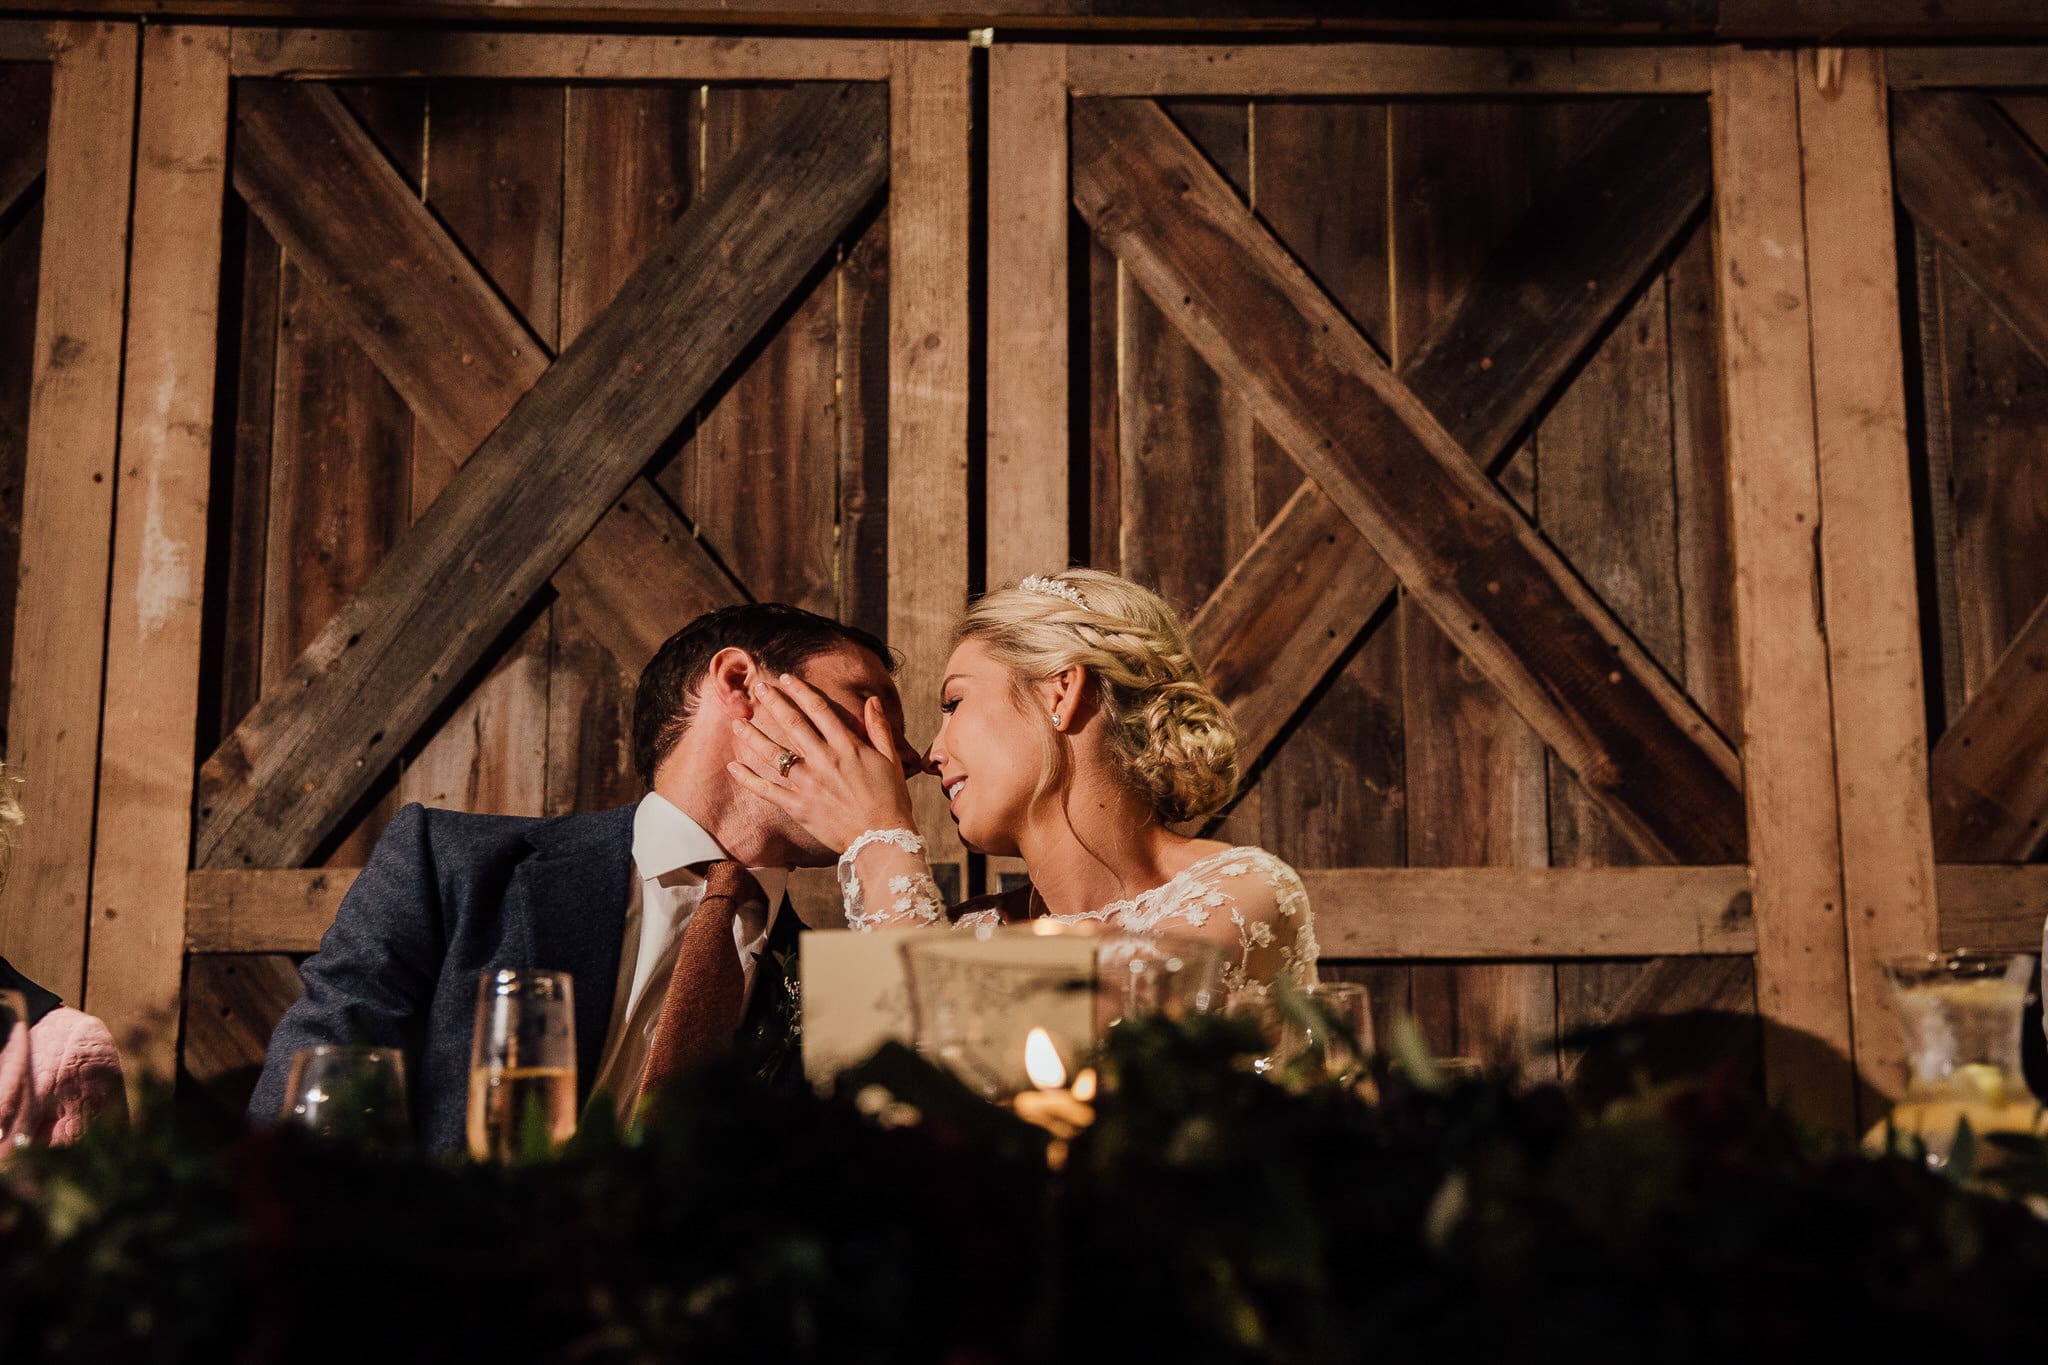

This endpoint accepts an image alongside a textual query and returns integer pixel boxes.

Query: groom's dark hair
[632,603,895,786]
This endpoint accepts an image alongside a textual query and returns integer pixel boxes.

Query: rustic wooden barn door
[0,21,139,1017]
[983,41,2042,1130]
[0,27,973,1111]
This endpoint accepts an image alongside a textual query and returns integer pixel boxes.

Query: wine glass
[277,1045,411,1153]
[0,989,38,1149]
[467,969,577,1162]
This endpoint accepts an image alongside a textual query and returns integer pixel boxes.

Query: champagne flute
[467,969,576,1162]
[278,1045,411,1154]
[0,989,37,1149]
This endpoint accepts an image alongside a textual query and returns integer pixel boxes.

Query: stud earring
[1052,711,1063,729]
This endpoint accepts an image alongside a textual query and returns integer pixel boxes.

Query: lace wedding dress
[838,830,1319,995]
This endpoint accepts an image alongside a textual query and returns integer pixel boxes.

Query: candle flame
[1024,1027,1067,1090]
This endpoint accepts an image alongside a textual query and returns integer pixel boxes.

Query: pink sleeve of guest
[31,1007,127,1144]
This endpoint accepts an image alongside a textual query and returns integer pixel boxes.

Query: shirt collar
[630,791,789,911]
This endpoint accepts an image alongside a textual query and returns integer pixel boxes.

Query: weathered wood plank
[1932,594,2048,861]
[1935,863,2048,951]
[0,63,49,225]
[188,859,2048,959]
[0,22,137,1002]
[1798,47,1940,1113]
[83,25,229,1082]
[1712,47,1855,1130]
[837,203,891,645]
[1893,91,2048,373]
[1886,47,2048,88]
[0,205,38,739]
[215,208,278,743]
[551,84,695,817]
[230,28,891,80]
[889,44,971,892]
[180,953,305,1119]
[1072,96,1743,866]
[986,42,1070,587]
[682,85,841,617]
[1064,44,1711,96]
[233,79,746,683]
[401,82,560,818]
[196,80,890,871]
[1189,99,1714,774]
[0,21,51,63]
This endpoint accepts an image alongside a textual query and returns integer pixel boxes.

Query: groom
[248,603,913,1154]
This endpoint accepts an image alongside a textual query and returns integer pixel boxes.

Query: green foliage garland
[5,1017,2048,1363]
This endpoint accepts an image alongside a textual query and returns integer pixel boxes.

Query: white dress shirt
[591,793,786,1118]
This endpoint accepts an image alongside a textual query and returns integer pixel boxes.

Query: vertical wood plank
[838,206,892,645]
[0,203,41,738]
[1248,97,1408,1045]
[1712,45,1856,1129]
[216,208,278,744]
[687,84,841,616]
[1797,47,1938,1113]
[0,22,137,1002]
[986,43,1068,588]
[889,42,971,892]
[554,84,697,816]
[1543,275,1683,1068]
[1389,102,1554,1068]
[401,83,561,818]
[85,24,229,1079]
[257,85,421,864]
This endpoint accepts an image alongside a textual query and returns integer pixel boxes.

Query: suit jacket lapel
[505,804,635,1104]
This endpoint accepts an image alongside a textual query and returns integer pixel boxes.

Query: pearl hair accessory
[1019,574,1088,609]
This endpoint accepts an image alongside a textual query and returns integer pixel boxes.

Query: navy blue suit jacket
[248,801,799,1155]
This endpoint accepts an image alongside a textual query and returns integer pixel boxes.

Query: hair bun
[1129,680,1240,824]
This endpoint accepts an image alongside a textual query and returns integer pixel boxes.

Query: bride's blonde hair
[957,568,1240,824]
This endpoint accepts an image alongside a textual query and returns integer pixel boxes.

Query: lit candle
[1012,1027,1096,1159]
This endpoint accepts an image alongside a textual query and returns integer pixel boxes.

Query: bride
[726,568,1317,995]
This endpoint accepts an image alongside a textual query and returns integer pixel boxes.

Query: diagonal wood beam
[1931,590,2048,859]
[196,80,888,870]
[1894,91,2048,860]
[232,81,745,676]
[1192,100,1714,772]
[1075,97,1744,865]
[1893,90,2048,372]
[0,62,50,224]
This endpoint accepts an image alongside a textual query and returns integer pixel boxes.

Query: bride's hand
[727,674,921,852]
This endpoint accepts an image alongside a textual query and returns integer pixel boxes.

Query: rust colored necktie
[635,859,766,1108]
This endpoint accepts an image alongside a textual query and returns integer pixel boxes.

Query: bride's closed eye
[938,697,961,715]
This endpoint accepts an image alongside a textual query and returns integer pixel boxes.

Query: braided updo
[957,568,1240,824]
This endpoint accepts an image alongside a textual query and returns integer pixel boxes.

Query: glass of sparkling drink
[468,969,577,1162]
[1881,950,2042,1170]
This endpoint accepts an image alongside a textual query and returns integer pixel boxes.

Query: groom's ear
[699,647,760,722]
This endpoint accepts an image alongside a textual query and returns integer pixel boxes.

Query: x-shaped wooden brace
[1074,96,1744,867]
[1893,90,2048,861]
[197,80,888,871]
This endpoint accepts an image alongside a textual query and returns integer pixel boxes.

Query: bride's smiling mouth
[942,776,967,805]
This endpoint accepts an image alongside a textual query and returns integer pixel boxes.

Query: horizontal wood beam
[231,80,747,678]
[188,862,2048,957]
[1193,100,1714,771]
[195,80,889,871]
[1893,90,2048,373]
[1075,96,1744,866]
[1887,46,2048,87]
[1063,43,1711,95]
[1931,591,2048,860]
[1,1,2046,37]
[229,27,892,78]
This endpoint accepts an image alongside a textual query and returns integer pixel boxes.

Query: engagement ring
[775,749,803,779]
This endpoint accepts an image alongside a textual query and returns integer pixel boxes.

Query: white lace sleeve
[838,828,948,931]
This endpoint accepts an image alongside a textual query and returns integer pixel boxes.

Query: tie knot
[703,859,766,913]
